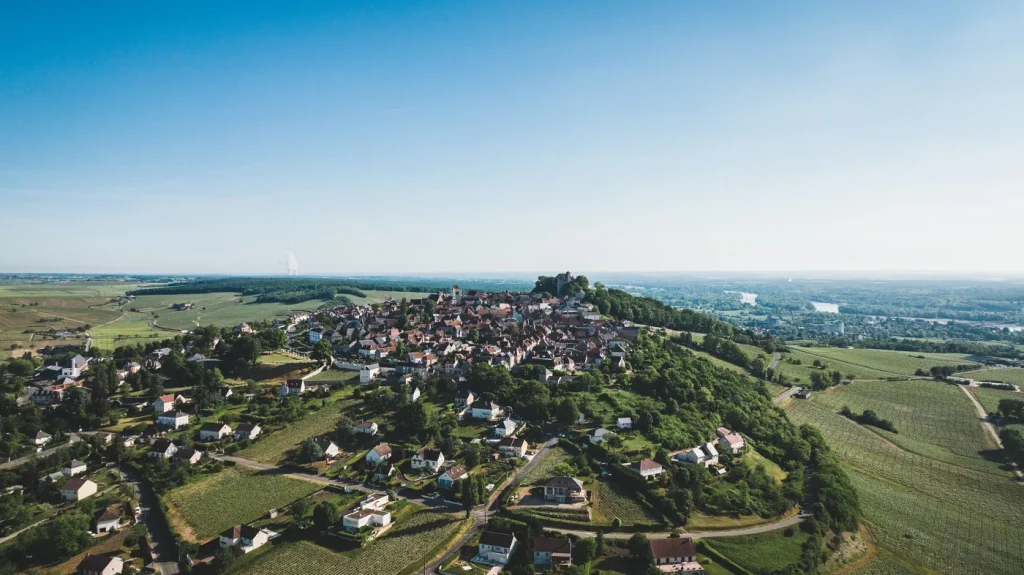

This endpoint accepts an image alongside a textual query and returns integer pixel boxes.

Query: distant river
[811,301,840,313]
[725,291,758,306]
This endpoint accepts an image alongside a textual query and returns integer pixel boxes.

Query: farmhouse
[533,537,573,568]
[477,530,518,566]
[76,555,124,575]
[93,506,121,534]
[234,423,261,440]
[62,478,98,501]
[354,421,378,436]
[149,439,178,459]
[630,459,664,480]
[62,459,87,477]
[220,524,270,553]
[280,379,306,397]
[342,508,391,532]
[498,437,529,458]
[438,465,468,489]
[366,443,392,464]
[411,448,445,472]
[157,410,190,429]
[199,422,232,441]
[716,428,745,454]
[543,476,586,503]
[649,537,702,573]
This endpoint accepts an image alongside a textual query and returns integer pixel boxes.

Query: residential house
[218,386,234,400]
[63,459,87,477]
[492,418,518,438]
[630,459,664,480]
[543,476,586,503]
[478,530,518,565]
[498,437,529,458]
[716,428,745,454]
[411,448,445,472]
[234,423,261,440]
[199,422,232,441]
[157,410,190,429]
[455,389,475,407]
[359,364,380,384]
[152,394,181,414]
[359,492,389,510]
[93,506,121,534]
[62,355,90,379]
[280,379,305,397]
[533,537,572,568]
[354,421,378,436]
[589,427,612,445]
[617,417,633,429]
[471,402,503,421]
[314,438,340,459]
[174,448,202,466]
[28,430,52,446]
[342,508,391,532]
[309,330,323,344]
[373,464,395,482]
[366,443,392,465]
[236,323,254,334]
[219,524,270,553]
[76,555,124,575]
[62,478,98,501]
[438,465,468,489]
[149,439,177,459]
[410,387,421,402]
[649,538,702,573]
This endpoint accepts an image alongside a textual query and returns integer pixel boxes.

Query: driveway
[122,469,180,575]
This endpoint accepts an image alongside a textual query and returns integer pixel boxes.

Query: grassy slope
[785,382,1024,575]
[788,346,979,377]
[237,395,359,464]
[706,529,811,573]
[958,367,1024,386]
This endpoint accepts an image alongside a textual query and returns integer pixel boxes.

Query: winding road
[959,385,1024,482]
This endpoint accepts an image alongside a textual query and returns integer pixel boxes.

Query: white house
[220,524,270,553]
[478,530,518,565]
[342,508,391,532]
[28,430,52,446]
[359,492,389,510]
[543,476,586,503]
[630,459,664,480]
[354,421,378,436]
[410,387,421,402]
[173,448,203,466]
[616,417,633,430]
[150,439,177,458]
[61,478,98,501]
[152,394,180,414]
[455,389,475,407]
[76,555,124,575]
[702,442,721,466]
[359,363,381,384]
[62,459,87,477]
[493,418,518,438]
[533,537,573,568]
[314,438,340,459]
[589,428,612,445]
[157,411,190,429]
[234,423,261,440]
[471,402,503,421]
[62,355,90,379]
[411,448,445,472]
[366,443,392,464]
[93,506,121,534]
[438,465,468,489]
[199,422,232,441]
[280,379,305,397]
[498,437,529,458]
[649,538,701,572]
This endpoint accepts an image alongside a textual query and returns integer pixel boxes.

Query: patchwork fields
[164,467,321,541]
[785,380,1024,574]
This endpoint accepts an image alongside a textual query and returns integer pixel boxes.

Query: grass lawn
[164,467,321,542]
[238,398,357,464]
[258,352,307,364]
[740,448,787,482]
[785,382,1024,575]
[706,529,811,573]
[232,505,464,575]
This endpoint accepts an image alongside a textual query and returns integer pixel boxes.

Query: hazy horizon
[3,1,1024,275]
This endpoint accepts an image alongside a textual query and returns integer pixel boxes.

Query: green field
[785,380,1024,574]
[164,467,321,541]
[704,529,811,573]
[787,346,979,378]
[233,506,463,575]
[958,367,1024,387]
[517,447,573,485]
[592,480,662,525]
[238,397,357,464]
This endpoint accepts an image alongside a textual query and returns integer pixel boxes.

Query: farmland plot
[786,384,1024,575]
[235,508,462,575]
[959,367,1024,387]
[788,346,978,377]
[238,400,354,464]
[517,447,572,486]
[592,480,662,525]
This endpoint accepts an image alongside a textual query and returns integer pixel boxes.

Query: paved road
[768,352,781,369]
[549,513,809,540]
[773,386,802,404]
[0,433,84,471]
[122,469,180,575]
[959,385,1024,482]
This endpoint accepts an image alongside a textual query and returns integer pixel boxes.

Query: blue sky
[2,1,1022,275]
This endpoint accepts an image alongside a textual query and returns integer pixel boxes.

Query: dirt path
[549,512,809,541]
[959,385,1024,481]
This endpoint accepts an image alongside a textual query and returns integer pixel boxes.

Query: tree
[463,445,481,470]
[312,501,340,532]
[290,498,309,520]
[461,478,475,518]
[573,538,596,564]
[555,398,581,426]
[830,370,842,386]
[299,438,324,463]
[311,339,333,363]
[213,545,243,571]
[596,530,605,557]
[627,532,650,558]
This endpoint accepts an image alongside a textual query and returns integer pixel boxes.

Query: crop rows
[593,481,661,525]
[788,347,978,377]
[238,402,349,464]
[237,509,461,575]
[517,447,572,486]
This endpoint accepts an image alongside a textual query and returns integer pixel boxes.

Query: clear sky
[2,1,1022,276]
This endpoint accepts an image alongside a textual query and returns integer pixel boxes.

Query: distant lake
[811,301,840,313]
[725,291,758,306]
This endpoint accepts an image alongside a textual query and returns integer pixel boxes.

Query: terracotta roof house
[631,459,664,480]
